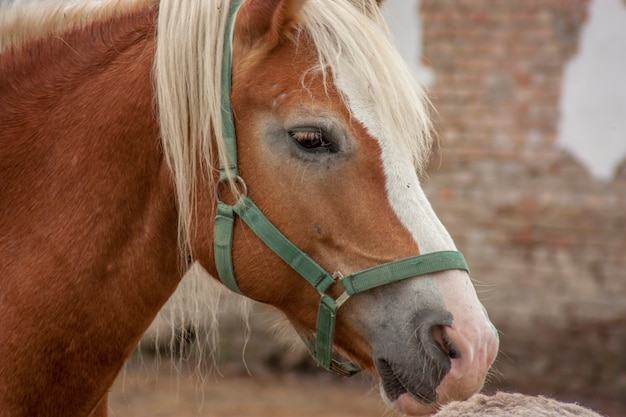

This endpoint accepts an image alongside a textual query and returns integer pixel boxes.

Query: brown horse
[0,0,499,416]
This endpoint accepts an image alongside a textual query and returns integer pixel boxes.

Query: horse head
[157,0,499,415]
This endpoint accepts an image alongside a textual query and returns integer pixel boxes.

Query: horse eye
[289,128,333,152]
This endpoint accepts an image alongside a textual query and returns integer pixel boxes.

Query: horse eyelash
[294,130,327,145]
[289,128,332,149]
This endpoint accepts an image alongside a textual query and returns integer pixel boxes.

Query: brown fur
[435,393,604,417]
[0,5,181,416]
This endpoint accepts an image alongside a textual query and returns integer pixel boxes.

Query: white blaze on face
[335,57,499,413]
[334,73,454,254]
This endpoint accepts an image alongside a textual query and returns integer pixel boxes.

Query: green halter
[214,0,469,377]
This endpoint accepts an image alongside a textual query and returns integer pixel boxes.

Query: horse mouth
[376,358,438,404]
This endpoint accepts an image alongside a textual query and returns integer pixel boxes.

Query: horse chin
[379,372,481,416]
[380,388,439,416]
[375,362,441,417]
[377,369,481,416]
[392,392,440,416]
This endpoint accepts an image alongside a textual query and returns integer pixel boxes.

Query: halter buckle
[330,359,361,377]
[331,271,350,308]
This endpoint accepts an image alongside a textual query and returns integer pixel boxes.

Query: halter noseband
[213,0,469,377]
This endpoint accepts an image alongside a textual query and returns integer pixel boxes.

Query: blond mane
[154,0,233,260]
[0,0,153,52]
[1,0,432,267]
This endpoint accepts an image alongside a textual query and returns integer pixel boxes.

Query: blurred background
[111,0,626,415]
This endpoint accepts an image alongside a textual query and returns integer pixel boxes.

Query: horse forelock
[0,0,154,52]
[300,0,434,173]
[300,1,445,254]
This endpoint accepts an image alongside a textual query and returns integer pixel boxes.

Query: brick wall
[422,0,588,160]
[420,0,626,413]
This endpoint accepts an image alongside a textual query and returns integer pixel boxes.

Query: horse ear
[235,0,307,48]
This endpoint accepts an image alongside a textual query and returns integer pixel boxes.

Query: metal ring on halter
[332,271,350,309]
[215,175,248,203]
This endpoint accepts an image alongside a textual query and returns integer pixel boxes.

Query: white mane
[0,0,433,272]
[154,0,233,260]
[0,0,152,52]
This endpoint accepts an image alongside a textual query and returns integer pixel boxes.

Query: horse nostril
[432,325,460,359]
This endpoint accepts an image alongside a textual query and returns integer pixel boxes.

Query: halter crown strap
[218,0,244,182]
[214,0,470,376]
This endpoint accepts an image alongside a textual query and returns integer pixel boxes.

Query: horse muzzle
[361,270,499,416]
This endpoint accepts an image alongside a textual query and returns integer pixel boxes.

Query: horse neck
[0,7,184,416]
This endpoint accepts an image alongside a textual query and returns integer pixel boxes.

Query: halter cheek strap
[214,0,469,377]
